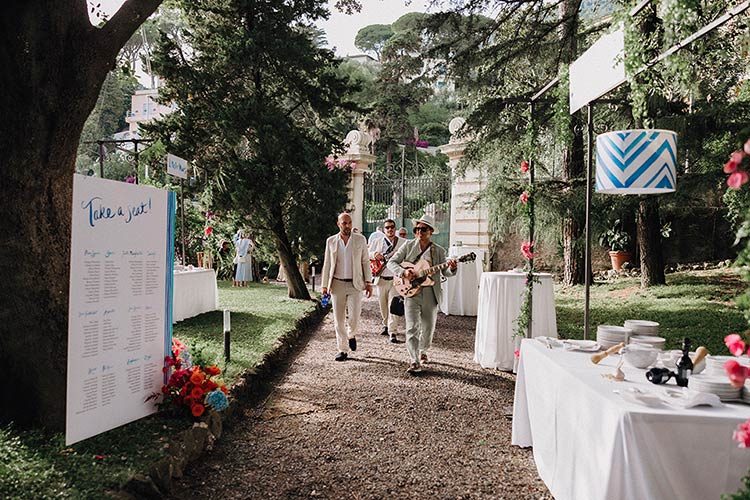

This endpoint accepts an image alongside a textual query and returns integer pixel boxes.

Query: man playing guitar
[368,219,406,343]
[386,215,457,374]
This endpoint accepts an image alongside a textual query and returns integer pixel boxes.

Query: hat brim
[412,219,439,235]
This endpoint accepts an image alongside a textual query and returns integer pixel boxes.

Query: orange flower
[191,403,205,417]
[206,365,221,376]
[190,371,205,385]
[220,385,228,394]
[206,380,218,391]
[191,387,204,399]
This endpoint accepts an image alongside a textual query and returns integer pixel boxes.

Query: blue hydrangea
[205,390,229,411]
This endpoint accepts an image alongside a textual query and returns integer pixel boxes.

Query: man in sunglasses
[321,212,373,362]
[387,215,457,374]
[369,218,406,343]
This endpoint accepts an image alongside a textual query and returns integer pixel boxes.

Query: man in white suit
[387,215,456,373]
[322,212,373,361]
[369,218,406,343]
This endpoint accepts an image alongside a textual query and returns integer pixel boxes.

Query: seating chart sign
[66,174,175,445]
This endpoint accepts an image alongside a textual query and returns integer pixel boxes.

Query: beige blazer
[386,239,455,305]
[321,232,372,292]
[368,235,406,285]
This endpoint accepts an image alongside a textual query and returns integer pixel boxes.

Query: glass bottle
[675,337,693,387]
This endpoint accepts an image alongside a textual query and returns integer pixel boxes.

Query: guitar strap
[411,242,432,264]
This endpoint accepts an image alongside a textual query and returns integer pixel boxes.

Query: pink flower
[744,140,750,156]
[520,160,529,173]
[724,160,739,174]
[724,359,749,388]
[734,419,750,448]
[725,334,746,357]
[521,241,535,260]
[125,176,135,184]
[728,171,749,189]
[731,151,745,165]
[204,226,213,236]
[205,211,213,219]
[519,192,529,204]
[514,350,520,359]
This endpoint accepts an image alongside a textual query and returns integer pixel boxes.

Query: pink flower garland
[724,140,750,189]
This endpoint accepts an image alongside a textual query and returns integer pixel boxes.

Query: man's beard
[342,228,351,236]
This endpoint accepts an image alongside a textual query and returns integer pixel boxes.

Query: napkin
[535,336,562,348]
[563,340,601,352]
[663,389,723,409]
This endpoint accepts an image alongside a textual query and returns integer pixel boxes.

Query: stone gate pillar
[341,130,376,232]
[439,117,490,250]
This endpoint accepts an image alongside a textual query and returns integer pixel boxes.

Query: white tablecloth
[439,246,484,316]
[474,272,556,371]
[512,339,750,500]
[172,269,219,323]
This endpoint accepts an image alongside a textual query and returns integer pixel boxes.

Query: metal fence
[363,174,451,249]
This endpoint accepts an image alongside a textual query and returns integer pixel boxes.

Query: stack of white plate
[742,380,750,404]
[705,355,750,377]
[624,320,659,337]
[597,325,631,349]
[689,375,741,401]
[629,335,666,350]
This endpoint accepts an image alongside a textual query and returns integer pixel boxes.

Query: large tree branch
[96,0,163,62]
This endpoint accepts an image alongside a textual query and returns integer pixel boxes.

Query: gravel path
[169,296,551,499]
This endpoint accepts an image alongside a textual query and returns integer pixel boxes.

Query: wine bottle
[675,337,693,387]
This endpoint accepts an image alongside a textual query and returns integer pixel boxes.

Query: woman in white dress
[234,232,254,287]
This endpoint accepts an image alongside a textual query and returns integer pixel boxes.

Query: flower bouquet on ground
[148,338,229,419]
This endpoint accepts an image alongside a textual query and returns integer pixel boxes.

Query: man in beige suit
[387,215,456,373]
[369,218,406,343]
[322,213,373,361]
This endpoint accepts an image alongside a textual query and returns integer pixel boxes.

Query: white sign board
[166,153,188,179]
[66,174,175,445]
[569,29,625,114]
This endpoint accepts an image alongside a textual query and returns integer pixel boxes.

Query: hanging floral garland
[514,159,540,339]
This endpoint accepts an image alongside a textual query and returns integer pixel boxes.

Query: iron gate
[363,174,451,249]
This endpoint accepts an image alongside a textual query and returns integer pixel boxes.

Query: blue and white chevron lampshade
[595,129,677,194]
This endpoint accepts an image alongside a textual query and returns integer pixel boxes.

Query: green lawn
[0,281,317,500]
[173,281,317,381]
[555,269,748,355]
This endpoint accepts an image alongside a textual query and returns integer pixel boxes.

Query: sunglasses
[384,225,396,229]
[413,226,431,233]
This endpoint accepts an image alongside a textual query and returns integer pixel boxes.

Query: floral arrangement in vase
[148,338,229,419]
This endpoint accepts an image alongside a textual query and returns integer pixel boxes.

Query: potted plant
[599,219,632,271]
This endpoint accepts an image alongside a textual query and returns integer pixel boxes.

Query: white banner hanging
[569,29,625,114]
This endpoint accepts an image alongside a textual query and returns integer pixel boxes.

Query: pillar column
[341,130,376,232]
[439,117,490,250]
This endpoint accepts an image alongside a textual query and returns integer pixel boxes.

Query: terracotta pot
[608,251,632,271]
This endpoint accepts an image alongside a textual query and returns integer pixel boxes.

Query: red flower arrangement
[520,160,529,173]
[149,338,229,419]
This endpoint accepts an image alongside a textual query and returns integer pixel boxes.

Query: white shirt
[333,236,353,280]
[379,236,399,278]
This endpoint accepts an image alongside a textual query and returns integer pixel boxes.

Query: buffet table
[439,246,484,316]
[172,268,219,322]
[474,272,556,371]
[512,339,750,500]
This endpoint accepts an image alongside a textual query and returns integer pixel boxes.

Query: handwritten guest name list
[66,175,175,445]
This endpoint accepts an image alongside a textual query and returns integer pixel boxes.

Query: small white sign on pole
[166,153,188,179]
[66,174,175,445]
[569,29,626,114]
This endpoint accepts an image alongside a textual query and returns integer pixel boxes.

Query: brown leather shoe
[420,353,428,364]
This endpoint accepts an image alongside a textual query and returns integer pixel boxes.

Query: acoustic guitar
[394,252,476,298]
[370,241,398,277]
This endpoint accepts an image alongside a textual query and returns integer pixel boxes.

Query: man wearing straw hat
[387,214,456,374]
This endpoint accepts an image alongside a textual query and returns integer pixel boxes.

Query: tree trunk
[0,1,161,428]
[269,203,311,300]
[559,0,585,286]
[637,197,665,288]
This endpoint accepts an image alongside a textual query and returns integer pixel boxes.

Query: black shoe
[348,337,357,351]
[335,352,348,362]
[380,327,389,336]
[390,334,398,344]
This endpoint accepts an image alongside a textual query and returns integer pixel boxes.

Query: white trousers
[330,279,362,353]
[404,287,438,364]
[376,278,400,332]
